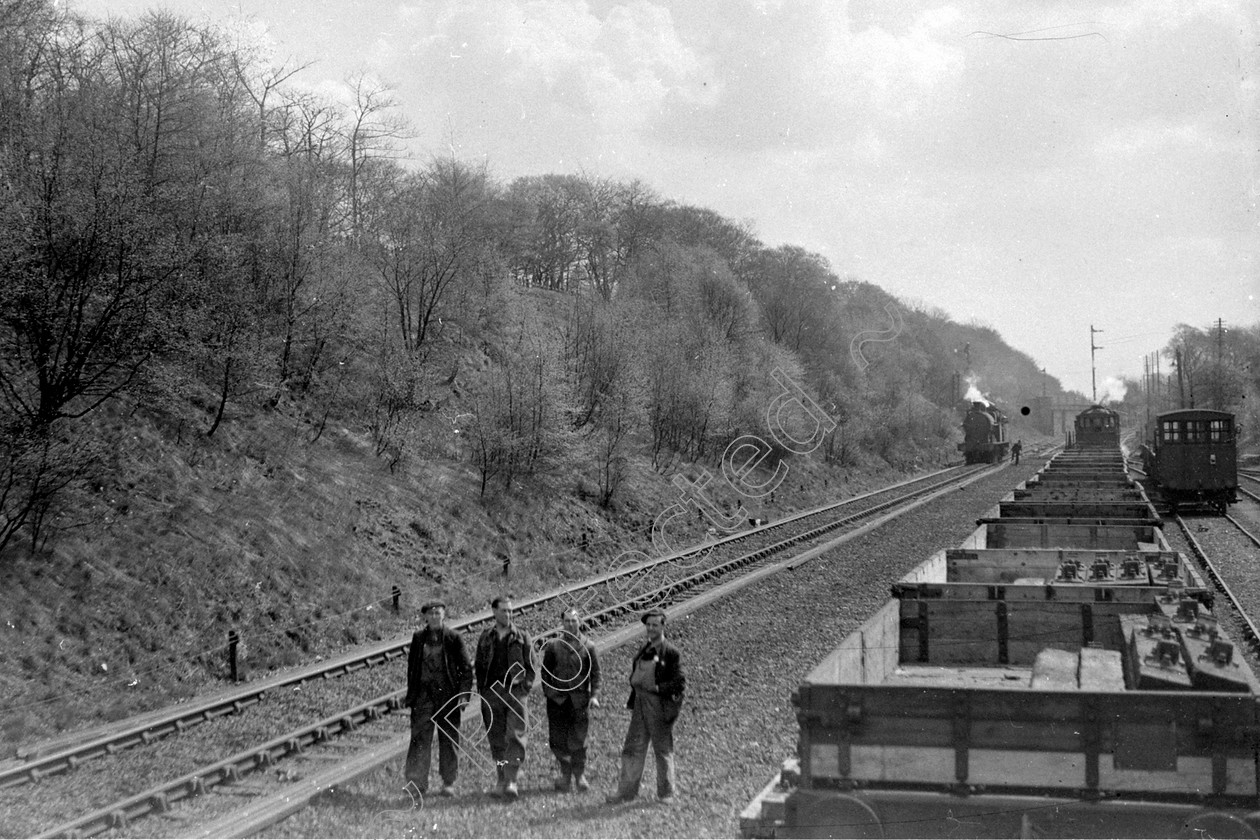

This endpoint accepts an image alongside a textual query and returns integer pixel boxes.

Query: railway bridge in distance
[1027,397,1095,436]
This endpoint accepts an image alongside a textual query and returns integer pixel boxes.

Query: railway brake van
[742,442,1260,839]
[1146,409,1238,514]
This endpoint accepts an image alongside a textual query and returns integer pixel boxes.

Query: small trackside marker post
[228,630,241,683]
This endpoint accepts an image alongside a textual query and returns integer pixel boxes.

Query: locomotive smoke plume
[964,377,991,405]
[1099,376,1127,403]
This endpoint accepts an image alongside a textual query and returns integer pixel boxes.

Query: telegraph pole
[1175,348,1186,409]
[1144,355,1150,429]
[1090,325,1103,403]
[1155,352,1161,411]
[1215,318,1226,409]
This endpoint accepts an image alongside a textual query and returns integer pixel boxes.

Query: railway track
[19,463,1000,838]
[1,464,980,795]
[1173,513,1260,657]
[1131,461,1260,661]
[1237,471,1260,505]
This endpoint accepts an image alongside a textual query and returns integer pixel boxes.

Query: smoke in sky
[964,376,990,405]
[1099,376,1128,403]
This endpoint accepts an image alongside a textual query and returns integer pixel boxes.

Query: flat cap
[641,608,667,624]
[421,601,447,613]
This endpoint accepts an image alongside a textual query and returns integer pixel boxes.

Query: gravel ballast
[269,464,1041,839]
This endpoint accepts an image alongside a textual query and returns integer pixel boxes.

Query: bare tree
[463,318,575,495]
[574,176,661,301]
[502,174,584,290]
[366,157,500,354]
[743,245,837,354]
[343,71,408,241]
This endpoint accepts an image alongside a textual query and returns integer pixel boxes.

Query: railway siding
[743,442,1260,839]
[11,464,1000,838]
[263,464,1042,838]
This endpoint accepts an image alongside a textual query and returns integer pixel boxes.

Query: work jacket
[404,625,473,707]
[624,638,686,723]
[542,634,601,707]
[474,623,536,698]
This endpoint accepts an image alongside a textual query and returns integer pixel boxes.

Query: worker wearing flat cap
[606,608,686,805]
[404,601,473,796]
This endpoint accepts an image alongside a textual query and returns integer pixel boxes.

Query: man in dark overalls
[542,607,602,792]
[404,602,473,796]
[474,594,536,800]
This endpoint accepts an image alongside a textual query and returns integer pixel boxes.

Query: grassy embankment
[0,378,1001,754]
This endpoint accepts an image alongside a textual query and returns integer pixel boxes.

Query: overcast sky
[75,0,1258,399]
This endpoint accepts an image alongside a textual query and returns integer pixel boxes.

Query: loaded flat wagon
[742,586,1258,838]
[963,516,1167,552]
[1011,489,1149,504]
[997,500,1159,520]
[893,547,1209,605]
[742,442,1260,838]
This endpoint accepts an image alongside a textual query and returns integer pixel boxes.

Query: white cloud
[1094,121,1210,156]
[394,0,710,138]
[849,6,964,118]
[68,0,1259,394]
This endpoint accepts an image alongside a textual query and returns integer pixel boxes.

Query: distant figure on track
[404,602,473,797]
[542,607,602,792]
[1011,440,1023,464]
[474,594,536,800]
[605,608,686,805]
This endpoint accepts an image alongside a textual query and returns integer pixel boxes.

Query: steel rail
[35,464,998,839]
[37,693,405,839]
[1225,513,1260,551]
[4,465,977,789]
[0,649,408,789]
[189,463,1002,839]
[1174,514,1260,655]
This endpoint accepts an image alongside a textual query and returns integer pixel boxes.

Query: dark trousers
[481,687,528,784]
[616,690,676,799]
[546,694,590,777]
[405,692,462,789]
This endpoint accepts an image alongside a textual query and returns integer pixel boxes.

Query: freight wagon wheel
[794,793,883,838]
[1177,811,1259,839]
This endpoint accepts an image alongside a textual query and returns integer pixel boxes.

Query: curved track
[1173,514,1260,656]
[27,464,1000,838]
[2,466,980,795]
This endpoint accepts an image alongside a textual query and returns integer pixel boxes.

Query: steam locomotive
[958,401,1009,464]
[1073,404,1120,448]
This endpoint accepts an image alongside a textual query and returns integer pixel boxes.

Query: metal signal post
[1090,325,1103,403]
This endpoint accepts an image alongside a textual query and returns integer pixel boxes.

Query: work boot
[573,773,590,792]
[488,764,505,797]
[554,773,572,792]
[503,781,519,800]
